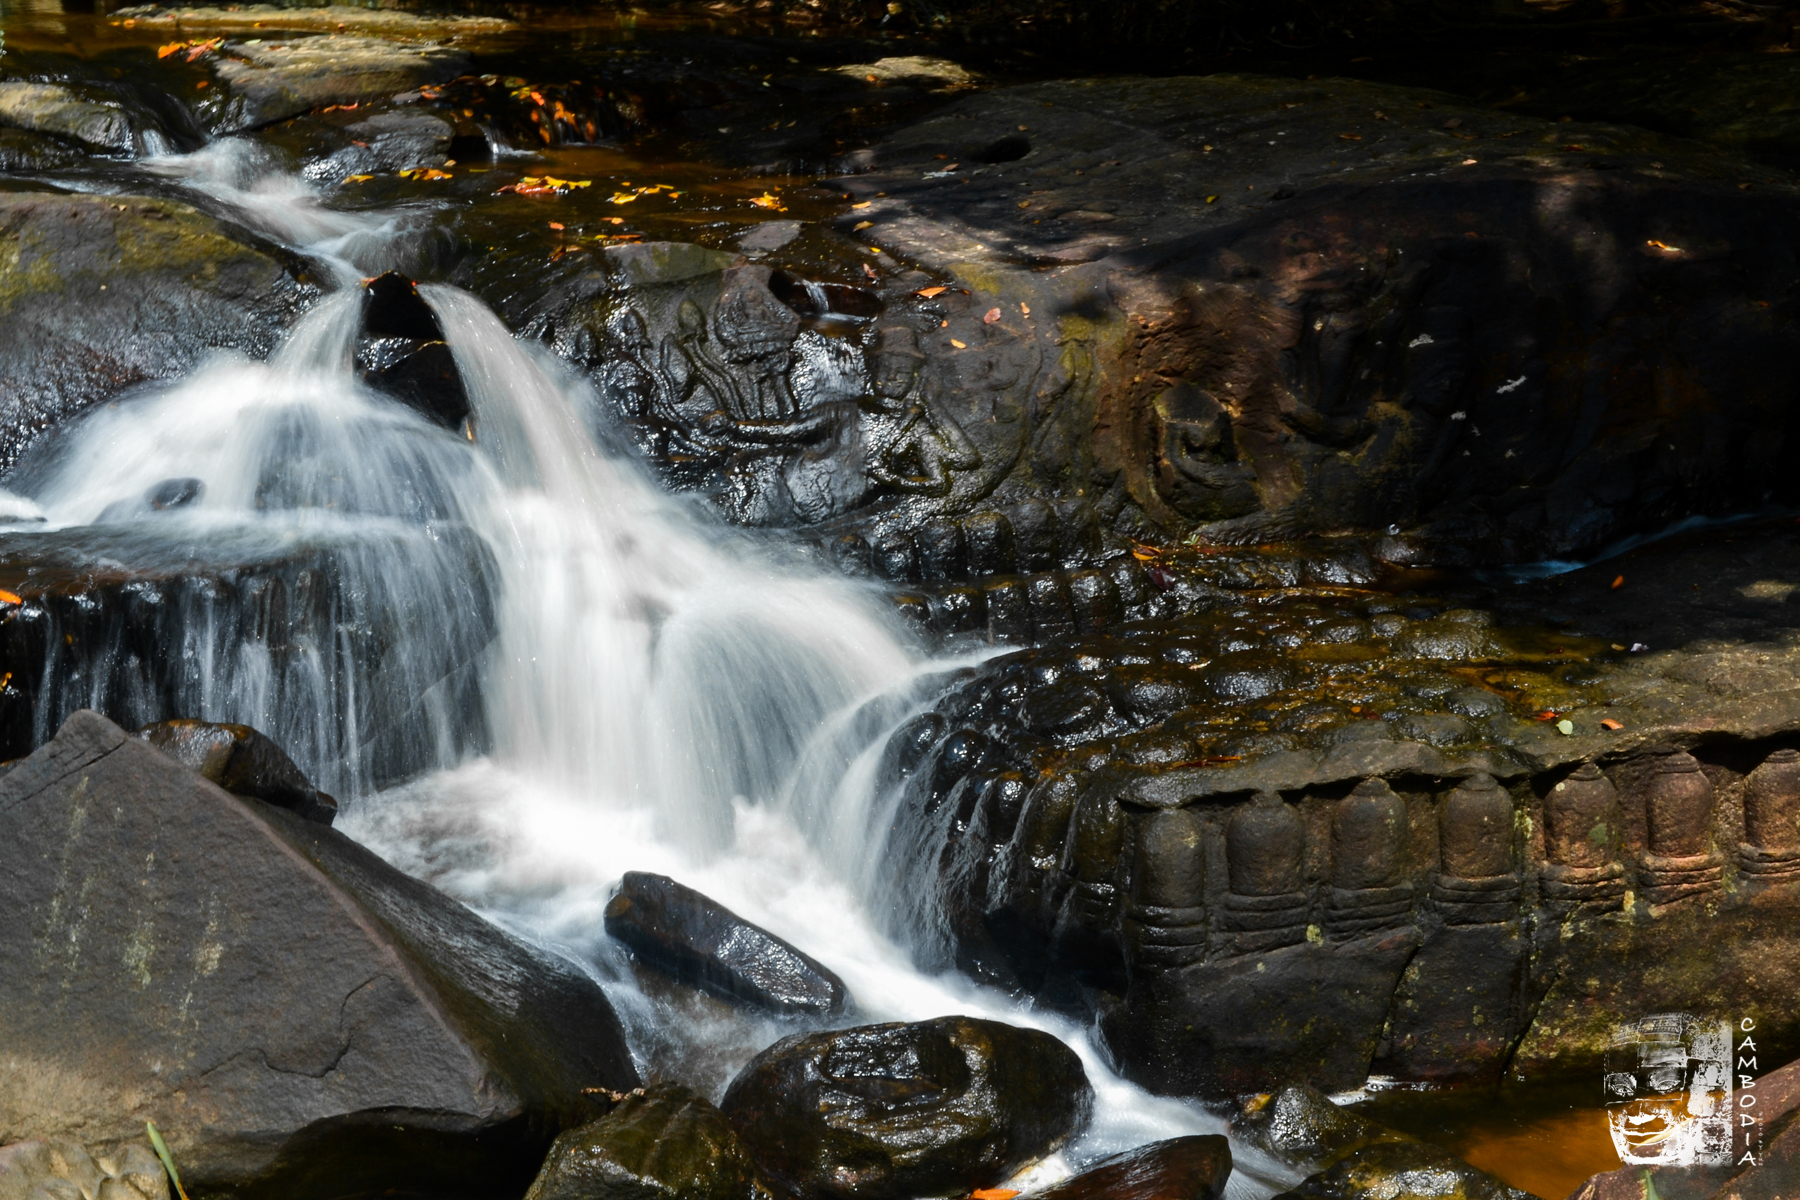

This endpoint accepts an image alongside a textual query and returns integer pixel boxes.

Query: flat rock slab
[199,36,473,134]
[604,870,849,1016]
[0,190,316,472]
[0,710,638,1200]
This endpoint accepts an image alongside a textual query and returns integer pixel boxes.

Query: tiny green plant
[144,1122,192,1200]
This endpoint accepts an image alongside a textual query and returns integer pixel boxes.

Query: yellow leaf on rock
[342,174,373,183]
[854,220,873,230]
[950,338,966,348]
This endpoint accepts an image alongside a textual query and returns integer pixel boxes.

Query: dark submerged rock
[604,870,850,1017]
[137,717,338,825]
[358,272,470,430]
[0,710,638,1199]
[524,1082,784,1200]
[1025,1136,1231,1200]
[720,1016,1092,1200]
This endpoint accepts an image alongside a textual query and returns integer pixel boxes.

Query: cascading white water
[20,143,1295,1196]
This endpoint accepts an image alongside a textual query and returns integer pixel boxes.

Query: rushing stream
[4,135,1294,1197]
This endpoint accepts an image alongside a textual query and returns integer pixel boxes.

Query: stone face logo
[1603,1013,1733,1166]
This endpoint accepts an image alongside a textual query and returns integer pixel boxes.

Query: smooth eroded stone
[1332,778,1408,890]
[200,37,472,133]
[1026,1136,1231,1200]
[721,1016,1092,1200]
[604,871,849,1016]
[1227,791,1304,896]
[1745,747,1800,851]
[1544,763,1621,869]
[137,718,338,825]
[0,710,639,1200]
[1644,751,1715,858]
[1438,774,1514,880]
[524,1083,782,1200]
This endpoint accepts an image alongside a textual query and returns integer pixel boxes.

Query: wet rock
[357,272,469,429]
[0,1138,169,1200]
[0,710,638,1200]
[0,81,169,156]
[197,36,473,134]
[0,190,317,471]
[1235,1086,1528,1200]
[1271,1141,1532,1200]
[524,1083,783,1200]
[837,74,1800,565]
[603,871,849,1017]
[137,717,338,825]
[720,1016,1092,1200]
[1025,1136,1231,1200]
[0,127,83,172]
[0,521,496,793]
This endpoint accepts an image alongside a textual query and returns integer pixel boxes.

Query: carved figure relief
[588,268,983,528]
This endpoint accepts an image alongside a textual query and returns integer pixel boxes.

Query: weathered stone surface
[604,871,849,1017]
[196,36,472,134]
[0,710,638,1200]
[1025,1136,1231,1200]
[0,190,317,471]
[524,1083,784,1200]
[136,718,338,825]
[831,73,1800,565]
[1235,1086,1530,1200]
[877,519,1800,1096]
[720,1016,1091,1200]
[0,1138,168,1200]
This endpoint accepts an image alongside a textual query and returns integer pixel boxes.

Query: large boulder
[720,1016,1091,1200]
[524,1083,783,1200]
[0,190,317,472]
[0,710,639,1200]
[603,871,850,1017]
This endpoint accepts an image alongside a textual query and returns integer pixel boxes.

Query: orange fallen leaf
[854,220,873,231]
[0,590,20,605]
[548,222,564,230]
[749,193,786,210]
[916,286,948,298]
[983,307,1001,323]
[1601,718,1624,730]
[342,174,373,183]
[1611,574,1624,589]
[1534,711,1558,722]
[1020,302,1030,317]
[971,1191,1019,1200]
[950,338,967,349]
[851,201,872,209]
[1339,132,1363,141]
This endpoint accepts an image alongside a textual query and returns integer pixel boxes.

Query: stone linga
[0,710,639,1200]
[720,1016,1093,1200]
